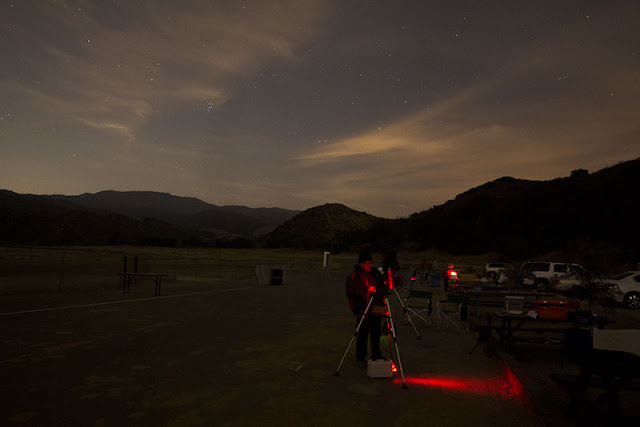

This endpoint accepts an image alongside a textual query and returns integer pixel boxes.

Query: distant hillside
[393,158,640,267]
[53,191,212,223]
[263,159,638,270]
[52,191,299,237]
[0,190,204,246]
[265,203,387,250]
[0,190,296,246]
[2,158,638,265]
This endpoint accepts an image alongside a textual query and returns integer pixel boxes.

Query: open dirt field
[1,247,638,426]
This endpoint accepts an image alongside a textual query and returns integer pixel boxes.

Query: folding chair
[437,294,469,332]
[404,289,433,326]
[408,268,429,291]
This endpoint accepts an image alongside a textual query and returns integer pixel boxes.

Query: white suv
[521,261,584,292]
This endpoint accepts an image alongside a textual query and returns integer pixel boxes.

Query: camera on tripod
[335,252,417,388]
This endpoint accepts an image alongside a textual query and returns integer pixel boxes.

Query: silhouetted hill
[265,203,387,250]
[2,158,638,263]
[53,191,212,223]
[263,159,638,270]
[52,191,299,237]
[0,190,203,246]
[392,158,639,266]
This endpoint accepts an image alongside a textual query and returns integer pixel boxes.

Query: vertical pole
[122,256,128,293]
[58,248,65,292]
[134,256,138,273]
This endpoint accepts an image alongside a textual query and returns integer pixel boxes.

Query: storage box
[367,360,393,378]
[536,300,569,320]
[505,296,525,315]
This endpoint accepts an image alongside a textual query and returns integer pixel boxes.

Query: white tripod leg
[392,287,421,339]
[334,296,374,376]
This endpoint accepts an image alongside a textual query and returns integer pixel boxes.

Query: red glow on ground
[393,364,525,401]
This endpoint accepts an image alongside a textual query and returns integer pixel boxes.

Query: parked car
[521,261,584,292]
[549,270,608,297]
[484,262,513,280]
[485,262,513,274]
[605,271,640,309]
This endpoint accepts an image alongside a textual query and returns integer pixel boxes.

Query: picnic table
[494,312,573,351]
[471,308,612,355]
[453,287,559,316]
[550,328,640,419]
[118,272,168,295]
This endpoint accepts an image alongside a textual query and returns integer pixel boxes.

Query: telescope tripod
[390,286,422,340]
[334,294,408,389]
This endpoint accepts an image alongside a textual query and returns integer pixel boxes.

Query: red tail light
[446,265,458,280]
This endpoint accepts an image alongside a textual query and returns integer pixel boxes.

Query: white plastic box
[367,360,393,378]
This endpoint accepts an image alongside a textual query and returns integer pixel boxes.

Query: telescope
[335,264,420,389]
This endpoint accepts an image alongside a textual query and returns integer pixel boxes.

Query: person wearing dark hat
[346,250,386,365]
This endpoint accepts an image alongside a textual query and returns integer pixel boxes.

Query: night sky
[1,1,639,218]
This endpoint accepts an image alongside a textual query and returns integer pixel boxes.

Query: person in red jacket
[346,250,386,365]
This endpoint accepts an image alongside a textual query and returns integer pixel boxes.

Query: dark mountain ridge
[0,190,300,246]
[0,190,195,246]
[54,190,212,223]
[51,190,300,238]
[1,158,637,265]
[264,158,638,271]
[388,159,639,267]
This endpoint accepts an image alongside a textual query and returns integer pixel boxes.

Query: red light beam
[393,365,525,401]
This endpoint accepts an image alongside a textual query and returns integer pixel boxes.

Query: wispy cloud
[5,0,333,139]
[2,1,638,217]
[76,118,136,141]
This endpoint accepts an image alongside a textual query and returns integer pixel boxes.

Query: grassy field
[1,247,638,425]
[0,245,551,427]
[0,245,508,296]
